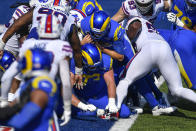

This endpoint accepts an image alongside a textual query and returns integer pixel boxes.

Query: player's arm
[1,9,33,44]
[166,12,193,31]
[193,25,196,32]
[112,7,126,23]
[104,68,118,113]
[68,24,83,88]
[72,93,97,111]
[7,89,48,130]
[126,20,142,41]
[95,43,124,61]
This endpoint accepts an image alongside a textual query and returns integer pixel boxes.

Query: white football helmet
[29,0,53,8]
[69,9,86,28]
[134,0,154,15]
[51,0,72,12]
[37,15,62,39]
[185,0,196,14]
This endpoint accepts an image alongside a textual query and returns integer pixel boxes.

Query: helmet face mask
[185,0,196,14]
[134,0,154,15]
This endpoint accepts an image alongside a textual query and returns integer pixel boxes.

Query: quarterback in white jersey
[116,17,196,109]
[112,0,171,23]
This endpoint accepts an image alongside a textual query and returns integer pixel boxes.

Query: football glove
[167,12,184,27]
[105,98,118,113]
[77,102,97,111]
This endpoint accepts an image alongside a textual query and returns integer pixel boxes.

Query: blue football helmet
[81,43,102,71]
[185,0,196,14]
[90,11,111,40]
[18,48,53,77]
[0,50,16,72]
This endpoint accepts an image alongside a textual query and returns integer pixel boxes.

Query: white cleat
[152,105,177,116]
[131,106,143,114]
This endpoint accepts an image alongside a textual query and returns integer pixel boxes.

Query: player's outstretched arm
[126,20,142,41]
[1,9,33,44]
[68,25,83,88]
[104,69,118,113]
[112,7,126,23]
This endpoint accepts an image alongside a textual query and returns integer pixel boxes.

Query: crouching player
[0,48,60,131]
[70,43,133,119]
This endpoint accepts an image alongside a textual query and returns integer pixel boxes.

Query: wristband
[108,98,116,105]
[75,67,83,75]
[77,102,86,110]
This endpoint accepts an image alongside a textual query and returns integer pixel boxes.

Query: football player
[80,11,176,116]
[0,48,60,131]
[1,15,73,125]
[116,16,196,111]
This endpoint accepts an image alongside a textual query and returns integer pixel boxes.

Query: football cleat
[97,109,119,120]
[152,104,177,116]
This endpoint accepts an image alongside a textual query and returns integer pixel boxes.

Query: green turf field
[130,80,196,131]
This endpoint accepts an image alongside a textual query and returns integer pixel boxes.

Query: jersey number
[146,22,158,33]
[38,8,67,26]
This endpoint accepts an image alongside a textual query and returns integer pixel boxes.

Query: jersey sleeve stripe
[122,2,129,16]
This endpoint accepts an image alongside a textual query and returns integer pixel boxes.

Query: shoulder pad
[31,76,57,96]
[82,1,95,16]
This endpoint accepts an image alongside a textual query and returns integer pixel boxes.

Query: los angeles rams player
[80,11,176,116]
[158,0,196,90]
[167,0,196,32]
[69,0,103,16]
[0,0,83,90]
[70,43,135,118]
[0,48,60,131]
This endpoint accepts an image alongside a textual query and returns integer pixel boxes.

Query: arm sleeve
[7,102,41,130]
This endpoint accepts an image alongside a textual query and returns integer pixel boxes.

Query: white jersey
[19,39,73,79]
[126,17,165,51]
[31,5,75,41]
[1,5,30,56]
[122,0,164,23]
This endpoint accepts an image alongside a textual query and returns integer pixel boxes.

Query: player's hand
[167,12,184,27]
[60,110,71,126]
[81,34,93,45]
[105,98,118,113]
[74,74,83,90]
[0,39,5,51]
[78,102,97,111]
[0,99,9,108]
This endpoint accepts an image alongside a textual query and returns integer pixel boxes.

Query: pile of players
[0,0,195,130]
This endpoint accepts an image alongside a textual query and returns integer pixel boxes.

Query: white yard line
[109,114,139,131]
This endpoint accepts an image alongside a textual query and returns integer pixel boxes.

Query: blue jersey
[75,0,103,16]
[81,16,135,64]
[71,53,113,99]
[171,0,196,29]
[12,76,59,131]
